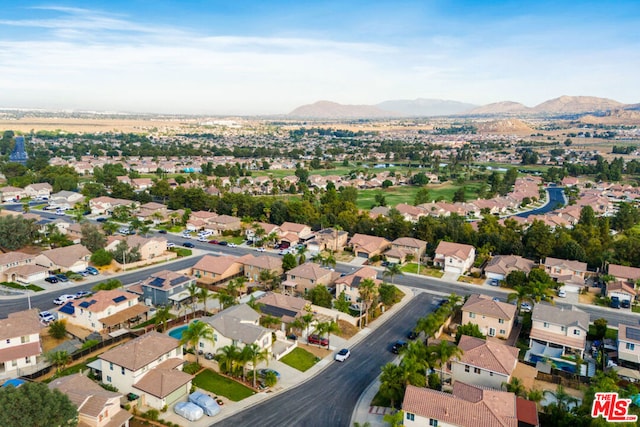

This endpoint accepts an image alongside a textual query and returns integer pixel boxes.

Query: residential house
[238,254,283,284]
[434,241,476,275]
[136,270,197,307]
[35,244,91,272]
[24,182,53,199]
[0,251,48,283]
[394,203,427,222]
[529,304,589,358]
[608,264,640,284]
[48,190,84,210]
[484,255,536,281]
[187,211,218,231]
[199,304,272,357]
[0,310,42,379]
[334,267,381,304]
[105,235,167,261]
[279,221,314,246]
[461,294,517,339]
[306,228,349,254]
[451,335,519,390]
[258,292,310,325]
[350,233,391,259]
[97,332,192,409]
[245,222,281,243]
[191,255,244,286]
[283,262,335,296]
[89,196,135,216]
[402,382,539,427]
[49,373,132,427]
[135,202,170,224]
[544,257,587,293]
[606,281,637,305]
[207,215,242,235]
[386,237,427,265]
[57,289,149,333]
[617,324,640,368]
[0,186,26,202]
[131,178,153,191]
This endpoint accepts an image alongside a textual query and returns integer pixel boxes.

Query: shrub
[143,409,159,421]
[161,405,168,413]
[90,249,113,266]
[48,320,67,339]
[80,339,100,350]
[100,383,118,392]
[183,362,202,375]
[428,372,441,390]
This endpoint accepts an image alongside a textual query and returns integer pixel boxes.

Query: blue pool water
[529,354,576,373]
[168,325,187,339]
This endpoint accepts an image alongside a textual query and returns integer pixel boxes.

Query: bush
[142,409,159,421]
[161,405,168,413]
[370,255,381,263]
[428,372,441,390]
[100,383,118,392]
[90,249,113,266]
[48,320,67,339]
[183,362,202,375]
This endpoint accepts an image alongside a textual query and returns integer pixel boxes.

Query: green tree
[154,305,173,332]
[593,318,608,341]
[334,291,351,313]
[452,186,466,202]
[216,345,240,375]
[358,278,378,327]
[383,410,404,427]
[92,279,122,292]
[48,320,68,340]
[507,285,535,311]
[0,215,39,250]
[308,285,332,308]
[414,187,430,205]
[90,249,113,266]
[314,320,340,349]
[243,343,270,388]
[415,314,440,346]
[379,363,405,409]
[198,286,214,315]
[428,340,463,387]
[179,320,214,364]
[378,283,399,306]
[46,350,72,374]
[502,377,527,397]
[80,222,106,253]
[0,381,78,427]
[455,322,485,344]
[504,270,527,288]
[282,253,297,271]
[383,263,403,285]
[187,282,201,319]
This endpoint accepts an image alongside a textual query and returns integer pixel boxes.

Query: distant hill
[477,119,534,133]
[376,98,477,116]
[466,101,531,115]
[532,95,624,114]
[288,101,391,119]
[580,109,640,125]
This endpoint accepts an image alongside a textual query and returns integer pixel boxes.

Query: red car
[308,334,329,346]
[208,240,219,244]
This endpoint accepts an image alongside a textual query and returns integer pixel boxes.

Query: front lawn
[280,347,319,372]
[400,264,444,278]
[0,282,44,292]
[193,369,255,401]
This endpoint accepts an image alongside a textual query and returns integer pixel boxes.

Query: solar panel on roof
[149,277,165,287]
[627,327,640,341]
[59,303,75,315]
[169,277,187,287]
[112,295,126,303]
[78,301,91,308]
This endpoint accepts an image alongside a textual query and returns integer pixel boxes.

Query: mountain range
[288,96,636,118]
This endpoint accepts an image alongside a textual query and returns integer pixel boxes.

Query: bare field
[0,117,204,133]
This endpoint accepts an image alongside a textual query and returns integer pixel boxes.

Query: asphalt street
[212,293,434,427]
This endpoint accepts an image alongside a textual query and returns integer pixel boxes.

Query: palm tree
[415,314,440,346]
[379,363,405,409]
[260,314,281,329]
[243,343,270,388]
[446,293,463,309]
[247,296,264,313]
[543,385,579,416]
[527,388,544,410]
[428,340,463,388]
[197,286,213,315]
[403,340,432,385]
[314,320,340,349]
[101,220,119,236]
[311,253,326,265]
[291,312,315,341]
[358,278,378,327]
[180,321,214,364]
[217,345,240,375]
[154,305,173,332]
[383,264,403,284]
[258,269,281,291]
[138,224,151,237]
[186,282,201,319]
[227,276,246,303]
[324,252,337,269]
[252,223,265,246]
[507,284,534,311]
[502,377,527,397]
[529,280,556,305]
[46,350,72,374]
[296,245,307,265]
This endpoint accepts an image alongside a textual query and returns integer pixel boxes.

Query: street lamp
[416,248,421,276]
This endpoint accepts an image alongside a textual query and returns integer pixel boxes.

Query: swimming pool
[168,325,188,340]
[529,354,576,373]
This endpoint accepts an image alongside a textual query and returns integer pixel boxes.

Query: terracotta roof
[192,255,242,275]
[259,292,308,314]
[66,289,139,314]
[202,304,269,344]
[4,264,48,277]
[462,294,517,321]
[287,262,333,281]
[48,373,125,419]
[335,267,380,288]
[0,341,41,363]
[133,359,192,398]
[402,384,518,427]
[608,264,640,281]
[280,222,308,233]
[0,251,33,266]
[435,241,475,260]
[516,397,540,426]
[544,257,587,273]
[350,233,390,254]
[100,332,181,371]
[38,244,90,268]
[239,254,282,271]
[457,335,519,375]
[607,280,637,296]
[484,255,535,276]
[618,324,640,344]
[0,309,41,341]
[392,237,427,249]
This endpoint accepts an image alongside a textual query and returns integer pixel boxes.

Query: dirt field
[297,343,332,358]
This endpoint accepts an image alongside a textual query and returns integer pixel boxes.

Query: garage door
[357,252,369,258]
[445,266,462,275]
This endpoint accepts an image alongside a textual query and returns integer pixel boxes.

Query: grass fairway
[193,369,255,401]
[356,182,485,210]
[280,347,319,372]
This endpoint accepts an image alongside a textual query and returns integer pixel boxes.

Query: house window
[121,367,125,375]
[199,342,204,348]
[429,419,438,426]
[543,322,549,328]
[21,335,30,343]
[498,319,504,324]
[469,312,475,318]
[626,343,635,351]
[500,329,506,335]
[406,413,415,421]
[110,363,114,371]
[25,356,30,363]
[106,376,112,383]
[561,326,566,332]
[465,365,470,372]
[5,339,9,344]
[214,334,218,342]
[573,330,580,336]
[474,367,481,374]
[11,360,17,367]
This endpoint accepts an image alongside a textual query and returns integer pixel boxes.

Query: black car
[621,299,631,309]
[391,340,408,354]
[96,217,107,222]
[157,229,167,234]
[407,331,418,340]
[183,242,195,248]
[611,296,621,309]
[218,241,228,246]
[44,276,59,284]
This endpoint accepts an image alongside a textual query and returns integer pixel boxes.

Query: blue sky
[0,1,638,115]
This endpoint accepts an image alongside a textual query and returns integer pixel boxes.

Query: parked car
[174,401,204,422]
[611,296,620,309]
[55,274,69,282]
[407,330,418,340]
[53,294,75,305]
[96,217,107,222]
[188,391,221,417]
[391,340,408,354]
[208,240,219,245]
[78,270,88,277]
[257,368,281,379]
[167,242,176,248]
[489,279,500,286]
[557,289,567,298]
[520,302,532,312]
[255,247,266,252]
[307,334,329,346]
[197,236,208,242]
[85,266,99,275]
[183,242,195,248]
[621,299,631,309]
[74,290,92,299]
[55,209,65,216]
[157,229,167,234]
[218,241,228,246]
[44,276,59,284]
[335,348,351,362]
[227,242,237,248]
[39,311,55,323]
